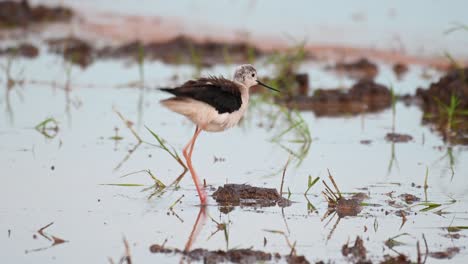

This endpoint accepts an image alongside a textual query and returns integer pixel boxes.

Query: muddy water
[0,48,467,263]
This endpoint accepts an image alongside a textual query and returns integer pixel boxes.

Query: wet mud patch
[328,58,378,80]
[97,35,263,66]
[149,244,309,264]
[416,67,468,144]
[212,184,291,208]
[0,0,73,29]
[385,133,413,143]
[280,80,391,116]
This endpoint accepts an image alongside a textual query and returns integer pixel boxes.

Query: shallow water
[0,46,468,263]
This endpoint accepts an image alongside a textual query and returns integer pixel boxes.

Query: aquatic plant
[265,42,306,97]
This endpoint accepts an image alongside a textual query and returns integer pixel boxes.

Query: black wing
[160,76,242,114]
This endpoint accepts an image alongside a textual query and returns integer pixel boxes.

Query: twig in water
[279,156,292,197]
[38,222,54,241]
[114,109,142,143]
[169,195,185,211]
[327,169,342,199]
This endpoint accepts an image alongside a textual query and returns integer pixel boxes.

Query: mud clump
[47,37,93,67]
[399,193,420,204]
[416,67,468,144]
[393,63,409,80]
[0,0,72,29]
[342,236,371,263]
[212,184,291,208]
[97,35,263,66]
[429,247,461,259]
[149,244,309,264]
[330,58,378,80]
[385,133,413,143]
[334,193,368,217]
[0,43,39,58]
[380,254,411,264]
[281,80,391,116]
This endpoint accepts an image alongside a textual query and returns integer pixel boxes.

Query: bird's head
[233,64,280,92]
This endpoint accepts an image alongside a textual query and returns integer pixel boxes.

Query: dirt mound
[0,0,72,28]
[416,67,468,144]
[212,184,291,208]
[280,80,391,116]
[47,37,93,67]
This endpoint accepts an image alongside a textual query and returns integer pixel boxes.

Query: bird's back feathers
[160,76,242,114]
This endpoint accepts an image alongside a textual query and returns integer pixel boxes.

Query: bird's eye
[251,73,255,77]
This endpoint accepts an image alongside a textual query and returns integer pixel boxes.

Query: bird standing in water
[160,64,279,205]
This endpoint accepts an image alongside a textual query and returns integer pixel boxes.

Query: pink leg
[183,126,207,205]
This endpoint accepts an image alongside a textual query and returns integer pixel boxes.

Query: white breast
[204,90,249,132]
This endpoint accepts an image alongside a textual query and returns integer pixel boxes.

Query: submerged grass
[146,126,188,186]
[271,107,312,166]
[304,175,320,196]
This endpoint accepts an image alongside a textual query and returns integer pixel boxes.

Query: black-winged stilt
[160,64,279,205]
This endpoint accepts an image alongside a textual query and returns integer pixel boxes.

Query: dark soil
[149,244,309,264]
[329,58,378,80]
[97,35,263,66]
[385,133,413,143]
[47,37,93,67]
[0,0,72,29]
[416,67,468,144]
[212,184,291,208]
[280,80,391,116]
[0,43,39,58]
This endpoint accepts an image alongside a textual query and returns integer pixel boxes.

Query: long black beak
[257,80,280,93]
